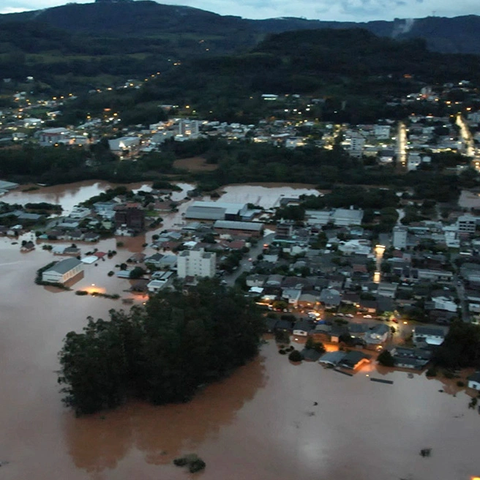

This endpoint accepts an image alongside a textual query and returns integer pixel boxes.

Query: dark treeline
[1,138,479,201]
[0,144,177,185]
[433,322,480,369]
[58,280,265,415]
[166,138,480,202]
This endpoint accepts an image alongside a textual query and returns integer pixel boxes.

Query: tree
[377,350,395,367]
[58,279,264,415]
[129,267,146,279]
[305,337,326,353]
[288,350,302,362]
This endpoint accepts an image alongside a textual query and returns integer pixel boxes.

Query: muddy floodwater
[0,182,479,479]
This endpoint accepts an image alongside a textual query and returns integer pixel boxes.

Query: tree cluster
[58,279,265,415]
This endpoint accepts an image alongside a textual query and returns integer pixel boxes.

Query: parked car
[345,314,354,318]
[363,314,373,319]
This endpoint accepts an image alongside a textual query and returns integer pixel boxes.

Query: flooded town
[2,15,480,478]
[0,180,479,480]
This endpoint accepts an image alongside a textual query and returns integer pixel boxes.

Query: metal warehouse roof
[214,220,263,231]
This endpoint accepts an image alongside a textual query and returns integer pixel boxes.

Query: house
[319,351,346,367]
[41,258,83,285]
[365,324,391,346]
[319,288,341,308]
[273,320,293,334]
[338,351,371,370]
[246,274,267,288]
[20,241,35,252]
[282,288,302,306]
[83,232,100,242]
[155,254,177,270]
[129,253,146,264]
[377,282,398,298]
[467,372,480,390]
[145,253,164,268]
[292,320,313,337]
[413,325,447,346]
[147,279,169,293]
[390,347,431,369]
[301,348,322,361]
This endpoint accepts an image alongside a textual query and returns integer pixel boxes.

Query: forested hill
[1,1,480,55]
[129,28,480,123]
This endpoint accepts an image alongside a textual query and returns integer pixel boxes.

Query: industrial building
[185,201,249,221]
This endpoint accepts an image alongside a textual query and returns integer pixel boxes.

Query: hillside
[1,2,480,55]
[0,2,479,100]
[56,28,480,126]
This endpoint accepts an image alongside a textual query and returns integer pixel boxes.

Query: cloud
[0,0,478,22]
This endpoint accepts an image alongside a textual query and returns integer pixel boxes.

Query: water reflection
[65,355,266,475]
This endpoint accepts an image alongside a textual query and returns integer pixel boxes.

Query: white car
[363,314,373,319]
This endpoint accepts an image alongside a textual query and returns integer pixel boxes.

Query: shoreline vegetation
[0,138,476,202]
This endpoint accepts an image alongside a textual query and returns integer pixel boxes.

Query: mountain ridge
[0,2,480,54]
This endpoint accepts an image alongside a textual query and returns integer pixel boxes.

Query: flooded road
[0,182,479,479]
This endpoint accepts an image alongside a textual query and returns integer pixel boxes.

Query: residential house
[338,351,371,370]
[467,372,480,390]
[293,320,313,337]
[390,347,431,369]
[319,288,341,308]
[413,325,447,346]
[365,324,391,346]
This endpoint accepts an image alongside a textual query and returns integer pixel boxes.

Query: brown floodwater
[0,182,480,479]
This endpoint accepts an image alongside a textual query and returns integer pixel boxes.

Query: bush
[75,290,89,296]
[288,350,302,362]
[189,459,206,473]
[107,271,114,277]
[173,454,206,473]
[279,349,286,355]
[426,367,437,377]
[443,370,455,379]
[456,381,465,387]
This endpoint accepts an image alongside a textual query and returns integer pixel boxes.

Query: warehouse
[185,201,248,221]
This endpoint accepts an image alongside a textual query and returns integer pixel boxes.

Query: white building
[392,225,408,249]
[108,136,140,158]
[41,258,83,284]
[413,325,447,346]
[177,247,216,278]
[38,128,71,146]
[431,296,457,313]
[467,372,480,390]
[348,132,365,157]
[457,215,477,235]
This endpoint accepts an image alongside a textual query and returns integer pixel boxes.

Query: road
[396,121,407,168]
[224,232,275,286]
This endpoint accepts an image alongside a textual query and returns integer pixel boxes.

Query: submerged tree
[58,279,264,415]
